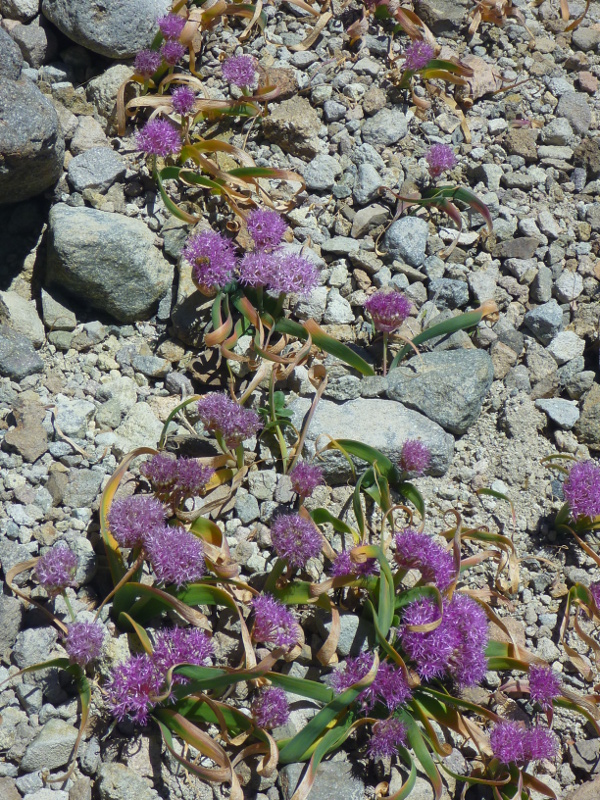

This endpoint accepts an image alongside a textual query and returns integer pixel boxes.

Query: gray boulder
[0,325,44,379]
[20,718,79,773]
[383,216,429,267]
[42,0,171,58]
[97,763,160,800]
[289,396,454,481]
[0,77,64,204]
[46,204,174,322]
[1,0,40,22]
[386,350,494,435]
[0,28,23,79]
[67,146,125,192]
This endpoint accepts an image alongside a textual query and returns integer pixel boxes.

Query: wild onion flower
[161,40,186,66]
[64,621,105,666]
[183,230,237,292]
[251,687,290,729]
[152,627,213,684]
[399,439,431,476]
[144,525,205,588]
[367,717,407,759]
[394,530,455,591]
[528,665,562,710]
[524,726,559,762]
[267,253,320,297]
[252,595,299,649]
[330,550,379,577]
[238,251,277,289]
[426,144,457,179]
[270,513,322,569]
[142,453,214,505]
[136,118,181,157]
[197,393,262,449]
[490,722,559,765]
[289,462,324,499]
[134,49,162,79]
[141,454,178,496]
[247,209,287,250]
[222,55,257,88]
[173,458,215,502]
[590,581,600,608]
[106,654,163,726]
[563,459,600,520]
[171,85,196,115]
[34,546,79,594]
[365,291,412,333]
[443,593,488,688]
[328,654,373,696]
[404,40,435,71]
[158,13,186,40]
[373,661,412,711]
[107,495,166,549]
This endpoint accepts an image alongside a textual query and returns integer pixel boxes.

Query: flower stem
[382,332,388,377]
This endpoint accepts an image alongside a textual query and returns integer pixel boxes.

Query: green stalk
[269,369,289,473]
[382,331,388,377]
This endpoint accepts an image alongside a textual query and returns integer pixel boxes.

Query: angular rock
[384,216,428,267]
[556,91,592,136]
[535,398,580,430]
[62,469,104,508]
[494,237,539,260]
[86,63,134,132]
[0,595,23,662]
[0,325,44,379]
[4,400,48,462]
[555,270,583,302]
[413,0,470,34]
[112,402,163,458]
[20,718,79,773]
[10,16,57,68]
[303,153,342,192]
[0,76,64,204]
[262,97,322,158]
[97,763,160,800]
[523,299,563,345]
[386,350,494,435]
[41,0,171,58]
[281,761,365,800]
[429,278,469,309]
[69,115,108,155]
[353,162,381,205]
[0,27,23,79]
[546,331,585,365]
[40,288,77,331]
[46,204,173,323]
[67,146,125,193]
[361,108,407,147]
[290,396,454,480]
[0,291,44,347]
[575,384,600,451]
[1,0,40,22]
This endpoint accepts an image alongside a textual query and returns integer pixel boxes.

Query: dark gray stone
[386,350,494,435]
[10,16,57,68]
[62,468,103,508]
[41,0,171,59]
[131,354,171,378]
[523,299,563,345]
[281,760,365,800]
[20,718,79,773]
[0,28,23,79]
[556,92,592,136]
[384,216,429,267]
[0,77,64,204]
[67,146,125,192]
[96,763,160,800]
[0,325,44,379]
[429,277,469,309]
[414,0,470,34]
[46,204,173,323]
[0,595,23,662]
[361,108,407,147]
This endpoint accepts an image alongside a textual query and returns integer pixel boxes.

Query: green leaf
[310,507,358,539]
[267,672,334,704]
[391,308,488,368]
[402,710,443,799]
[158,394,202,449]
[397,481,425,518]
[156,168,198,223]
[325,440,394,475]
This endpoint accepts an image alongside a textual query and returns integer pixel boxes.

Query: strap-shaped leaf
[274,318,375,376]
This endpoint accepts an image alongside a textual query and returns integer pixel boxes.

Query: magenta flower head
[197,393,262,449]
[524,726,559,762]
[426,144,457,179]
[252,686,290,729]
[64,621,105,666]
[365,290,412,333]
[158,13,186,40]
[590,581,600,609]
[161,40,186,66]
[34,545,79,595]
[367,717,407,759]
[141,453,178,496]
[404,39,435,71]
[443,593,488,688]
[222,54,257,88]
[152,627,213,684]
[183,230,237,293]
[172,458,215,502]
[238,251,277,289]
[144,525,205,588]
[528,665,561,710]
[394,529,455,591]
[563,459,600,520]
[106,653,163,726]
[289,461,324,499]
[328,653,373,696]
[136,118,181,157]
[490,720,527,765]
[134,49,162,79]
[268,253,320,297]
[171,85,196,115]
[107,495,166,549]
[373,661,412,711]
[252,595,299,649]
[399,439,431,476]
[270,513,322,570]
[247,209,287,250]
[331,550,379,577]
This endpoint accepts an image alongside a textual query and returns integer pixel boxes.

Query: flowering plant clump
[222,54,258,89]
[426,143,458,179]
[197,392,262,452]
[289,461,324,499]
[364,290,412,374]
[64,621,106,666]
[34,545,79,595]
[270,513,322,569]
[251,686,290,728]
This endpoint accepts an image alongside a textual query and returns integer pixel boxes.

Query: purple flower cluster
[399,593,488,687]
[330,550,379,577]
[404,40,435,71]
[161,40,186,66]
[289,462,324,499]
[64,621,105,666]
[197,393,263,448]
[328,655,411,712]
[528,665,561,710]
[328,653,373,695]
[141,453,214,505]
[394,530,455,590]
[367,717,407,759]
[247,209,287,250]
[238,250,319,296]
[34,546,79,594]
[251,686,290,729]
[270,513,322,569]
[563,459,600,520]
[183,230,237,292]
[426,144,457,179]
[158,13,186,40]
[590,581,600,608]
[171,85,196,115]
[252,595,299,649]
[399,439,431,476]
[490,721,559,765]
[106,627,214,726]
[134,49,162,79]
[364,291,412,333]
[222,55,257,88]
[107,495,166,549]
[144,525,205,588]
[136,118,181,157]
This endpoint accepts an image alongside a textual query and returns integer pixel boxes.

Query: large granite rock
[46,204,174,323]
[0,76,64,204]
[42,0,171,58]
[386,350,494,435]
[0,27,23,79]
